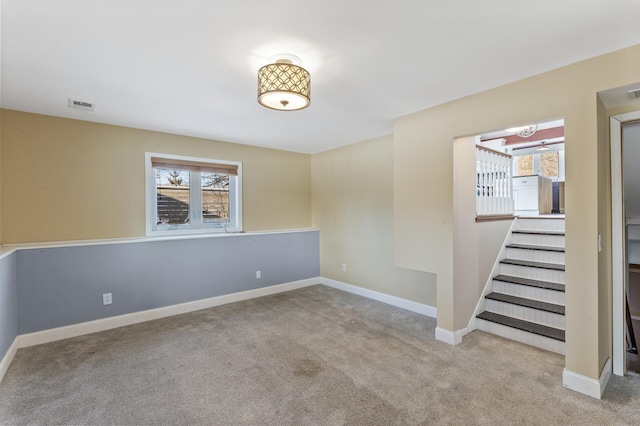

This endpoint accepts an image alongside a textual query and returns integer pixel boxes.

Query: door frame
[611,111,640,376]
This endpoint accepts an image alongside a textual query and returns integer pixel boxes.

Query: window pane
[540,151,559,177]
[156,168,190,225]
[516,155,533,176]
[201,172,230,223]
[147,154,242,235]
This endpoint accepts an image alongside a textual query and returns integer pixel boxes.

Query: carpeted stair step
[477,311,565,342]
[493,274,565,292]
[485,292,565,315]
[500,258,565,271]
[506,244,565,252]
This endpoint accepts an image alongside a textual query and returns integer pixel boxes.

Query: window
[514,151,560,178]
[515,154,533,176]
[539,151,559,178]
[145,153,242,236]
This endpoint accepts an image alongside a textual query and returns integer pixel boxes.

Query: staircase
[476,217,566,355]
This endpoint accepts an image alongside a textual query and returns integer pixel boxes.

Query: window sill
[148,226,243,238]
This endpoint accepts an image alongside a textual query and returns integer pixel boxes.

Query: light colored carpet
[0,284,639,425]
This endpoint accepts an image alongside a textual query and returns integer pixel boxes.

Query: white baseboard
[0,337,19,384]
[320,277,437,318]
[563,357,612,399]
[435,326,468,345]
[19,278,319,349]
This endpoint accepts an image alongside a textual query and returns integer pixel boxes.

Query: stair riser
[485,299,565,329]
[493,280,565,305]
[476,318,565,355]
[505,248,565,264]
[511,233,565,247]
[516,218,565,232]
[499,264,565,283]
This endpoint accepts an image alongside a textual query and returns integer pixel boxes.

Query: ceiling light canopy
[258,54,310,111]
[506,124,538,138]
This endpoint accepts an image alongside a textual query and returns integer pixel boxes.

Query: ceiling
[2,1,640,154]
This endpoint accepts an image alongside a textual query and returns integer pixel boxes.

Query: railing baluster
[475,145,514,217]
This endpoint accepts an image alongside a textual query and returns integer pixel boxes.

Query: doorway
[611,111,640,376]
[478,119,566,217]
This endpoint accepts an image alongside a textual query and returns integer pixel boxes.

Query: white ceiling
[2,1,640,154]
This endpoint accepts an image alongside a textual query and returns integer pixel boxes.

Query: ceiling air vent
[627,88,640,99]
[68,98,95,112]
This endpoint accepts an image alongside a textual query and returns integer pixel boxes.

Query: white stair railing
[476,146,514,217]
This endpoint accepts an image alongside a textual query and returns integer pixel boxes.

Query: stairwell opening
[452,118,567,355]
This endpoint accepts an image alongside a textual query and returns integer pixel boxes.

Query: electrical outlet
[103,293,112,305]
[256,270,261,279]
[341,264,347,272]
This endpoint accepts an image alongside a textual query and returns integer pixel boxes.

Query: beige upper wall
[394,44,640,379]
[0,110,3,244]
[312,134,437,307]
[0,110,311,244]
[453,136,513,330]
[0,0,2,243]
[596,96,613,375]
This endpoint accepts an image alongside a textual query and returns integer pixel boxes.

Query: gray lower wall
[0,253,18,360]
[17,231,319,334]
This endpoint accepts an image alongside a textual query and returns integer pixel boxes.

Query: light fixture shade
[537,141,549,151]
[258,62,310,111]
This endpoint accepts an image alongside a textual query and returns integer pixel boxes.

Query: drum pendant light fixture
[258,54,310,111]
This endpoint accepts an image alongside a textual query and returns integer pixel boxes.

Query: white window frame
[145,152,243,236]
[513,151,562,181]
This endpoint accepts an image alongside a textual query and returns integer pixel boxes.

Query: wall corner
[435,326,469,345]
[562,357,612,399]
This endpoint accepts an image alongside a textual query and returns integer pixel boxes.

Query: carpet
[1,284,639,425]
